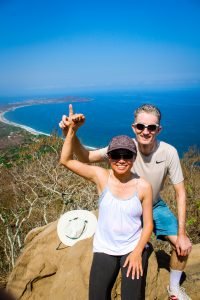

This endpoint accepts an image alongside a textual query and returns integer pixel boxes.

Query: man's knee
[170,249,189,270]
[164,235,177,247]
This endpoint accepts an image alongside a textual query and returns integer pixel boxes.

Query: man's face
[132,112,161,146]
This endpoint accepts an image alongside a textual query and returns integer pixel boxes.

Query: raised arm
[60,116,108,192]
[59,104,106,163]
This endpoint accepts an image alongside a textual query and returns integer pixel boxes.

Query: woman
[60,113,153,300]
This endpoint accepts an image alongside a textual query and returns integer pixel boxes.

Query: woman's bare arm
[59,104,106,163]
[60,119,108,192]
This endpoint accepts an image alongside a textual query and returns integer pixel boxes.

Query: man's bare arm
[73,136,105,163]
[173,181,192,256]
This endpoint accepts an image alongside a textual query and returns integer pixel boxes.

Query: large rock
[7,215,200,300]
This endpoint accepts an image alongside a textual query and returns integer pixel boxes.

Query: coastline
[0,105,50,136]
[0,101,97,150]
[0,96,93,136]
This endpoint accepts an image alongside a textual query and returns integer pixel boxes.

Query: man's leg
[168,235,188,270]
[153,199,191,300]
[166,235,189,298]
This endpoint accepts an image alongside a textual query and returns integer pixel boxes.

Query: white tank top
[93,178,143,255]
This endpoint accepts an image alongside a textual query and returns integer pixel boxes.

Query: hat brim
[57,210,97,246]
[107,147,136,154]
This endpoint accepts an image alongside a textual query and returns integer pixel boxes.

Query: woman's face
[108,150,135,175]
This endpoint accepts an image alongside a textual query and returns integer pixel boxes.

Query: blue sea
[1,89,200,157]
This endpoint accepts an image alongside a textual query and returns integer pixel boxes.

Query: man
[59,103,192,300]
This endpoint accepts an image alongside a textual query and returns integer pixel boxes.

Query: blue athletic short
[153,198,178,240]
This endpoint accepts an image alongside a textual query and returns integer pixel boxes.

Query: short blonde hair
[134,104,161,123]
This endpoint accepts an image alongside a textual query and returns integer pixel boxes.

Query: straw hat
[57,210,97,246]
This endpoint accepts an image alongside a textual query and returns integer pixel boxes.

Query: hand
[59,104,85,135]
[123,250,143,280]
[176,234,192,256]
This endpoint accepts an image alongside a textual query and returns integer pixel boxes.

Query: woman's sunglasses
[109,151,135,160]
[133,123,159,132]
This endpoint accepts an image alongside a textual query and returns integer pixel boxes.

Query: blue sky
[0,0,200,96]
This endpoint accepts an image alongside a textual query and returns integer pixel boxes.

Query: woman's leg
[89,252,120,300]
[120,247,150,300]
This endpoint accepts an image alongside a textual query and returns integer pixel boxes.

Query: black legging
[89,248,149,300]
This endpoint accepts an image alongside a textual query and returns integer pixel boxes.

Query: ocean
[2,89,200,157]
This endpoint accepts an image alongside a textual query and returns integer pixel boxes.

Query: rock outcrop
[7,215,200,300]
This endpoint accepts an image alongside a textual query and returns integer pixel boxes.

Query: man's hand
[59,104,85,135]
[123,250,143,280]
[176,234,192,256]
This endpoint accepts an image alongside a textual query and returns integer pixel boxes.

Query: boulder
[7,216,200,300]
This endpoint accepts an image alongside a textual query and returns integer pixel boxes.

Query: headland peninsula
[0,95,92,149]
[0,95,92,135]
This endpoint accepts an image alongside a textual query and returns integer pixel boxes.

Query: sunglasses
[109,151,135,160]
[133,123,159,132]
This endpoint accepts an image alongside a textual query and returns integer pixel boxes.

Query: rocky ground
[6,213,200,300]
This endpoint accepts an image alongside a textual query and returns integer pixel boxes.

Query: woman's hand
[123,250,143,280]
[59,104,85,134]
[70,113,85,131]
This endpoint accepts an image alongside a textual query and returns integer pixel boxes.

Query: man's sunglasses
[109,151,135,160]
[133,123,159,132]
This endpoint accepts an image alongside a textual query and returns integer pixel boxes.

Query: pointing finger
[69,104,74,116]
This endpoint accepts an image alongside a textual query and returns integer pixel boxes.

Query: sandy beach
[0,101,96,150]
[0,105,49,136]
[0,105,96,150]
[0,96,93,137]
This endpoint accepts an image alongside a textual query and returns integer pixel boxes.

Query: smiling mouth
[141,135,151,139]
[116,165,128,169]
